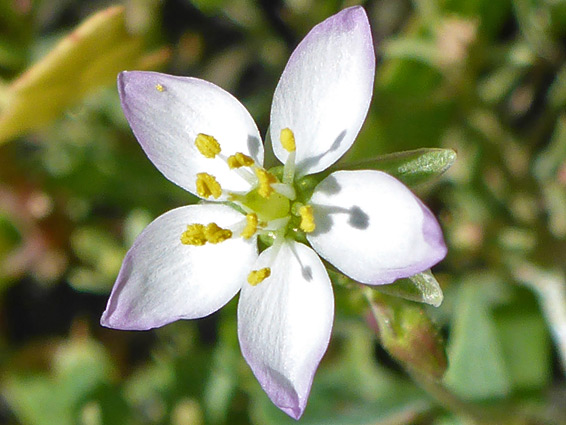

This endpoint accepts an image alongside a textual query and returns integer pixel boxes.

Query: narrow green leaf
[338,148,456,187]
[0,6,168,144]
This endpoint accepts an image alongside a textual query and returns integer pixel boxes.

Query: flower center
[181,128,317,286]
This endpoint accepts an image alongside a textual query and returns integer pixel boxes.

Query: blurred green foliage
[1,0,566,424]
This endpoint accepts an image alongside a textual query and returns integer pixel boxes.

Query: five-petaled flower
[101,6,446,420]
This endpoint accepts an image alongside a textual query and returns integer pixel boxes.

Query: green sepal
[367,291,448,380]
[337,148,456,187]
[374,269,444,307]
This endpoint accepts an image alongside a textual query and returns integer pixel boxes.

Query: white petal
[101,204,256,330]
[118,71,263,198]
[307,170,447,285]
[237,241,334,419]
[270,6,375,176]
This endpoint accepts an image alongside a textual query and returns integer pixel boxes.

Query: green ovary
[242,188,290,222]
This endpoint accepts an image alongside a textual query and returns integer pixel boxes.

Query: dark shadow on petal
[296,130,346,172]
[247,134,261,159]
[302,266,313,281]
[348,205,369,229]
[311,205,334,235]
[288,243,314,282]
[311,204,370,235]
[314,174,341,195]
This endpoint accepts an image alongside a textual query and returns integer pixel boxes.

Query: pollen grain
[227,152,254,169]
[196,173,222,199]
[248,268,271,286]
[241,213,258,239]
[280,128,296,152]
[255,168,277,199]
[204,223,232,244]
[299,205,316,233]
[180,224,207,246]
[195,133,221,158]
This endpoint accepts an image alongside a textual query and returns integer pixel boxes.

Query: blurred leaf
[478,66,523,104]
[376,270,444,307]
[541,182,566,238]
[68,226,125,293]
[513,0,562,62]
[4,332,113,425]
[0,212,21,253]
[511,262,566,375]
[0,38,27,70]
[338,148,456,187]
[123,209,153,246]
[189,0,228,15]
[444,279,511,400]
[383,38,439,66]
[444,0,512,38]
[548,65,566,110]
[256,396,428,425]
[203,341,239,423]
[534,114,566,181]
[0,5,167,144]
[496,311,551,391]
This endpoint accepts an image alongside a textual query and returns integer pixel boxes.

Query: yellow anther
[195,133,221,158]
[227,152,254,169]
[155,84,164,92]
[280,128,296,152]
[255,168,277,199]
[299,205,316,233]
[241,213,258,239]
[204,223,232,244]
[247,268,271,286]
[196,173,222,199]
[180,224,207,246]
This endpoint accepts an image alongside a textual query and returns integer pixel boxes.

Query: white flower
[101,6,446,419]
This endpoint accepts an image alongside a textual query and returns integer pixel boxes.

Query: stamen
[281,128,296,184]
[299,205,316,233]
[180,224,207,246]
[241,213,258,239]
[255,168,277,199]
[280,128,296,152]
[155,84,164,92]
[227,152,254,169]
[196,173,222,199]
[247,267,271,286]
[195,133,221,158]
[204,223,232,243]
